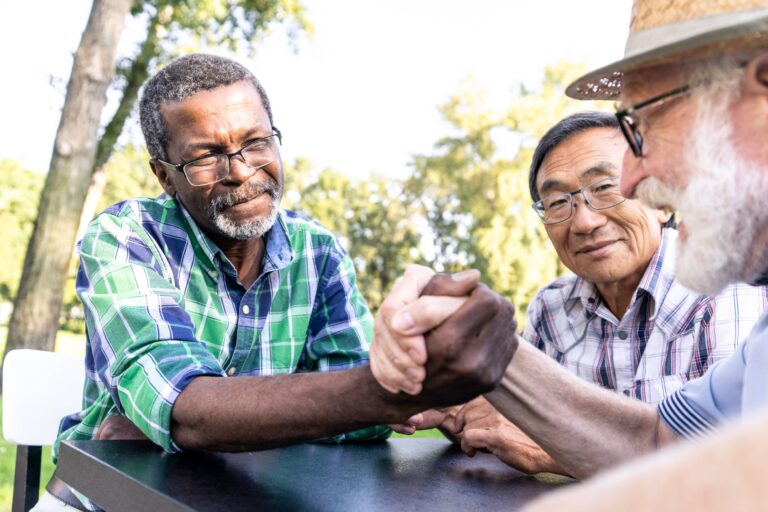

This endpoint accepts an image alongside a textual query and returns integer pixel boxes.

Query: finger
[453,404,468,433]
[370,338,422,394]
[388,423,416,435]
[427,284,499,357]
[421,269,480,297]
[461,429,489,457]
[390,296,468,337]
[385,265,436,310]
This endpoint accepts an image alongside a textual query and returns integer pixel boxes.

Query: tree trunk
[3,0,132,369]
[77,12,162,239]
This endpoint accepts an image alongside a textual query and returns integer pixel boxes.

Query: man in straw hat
[371,0,768,505]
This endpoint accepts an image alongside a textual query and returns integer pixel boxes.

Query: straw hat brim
[566,10,768,100]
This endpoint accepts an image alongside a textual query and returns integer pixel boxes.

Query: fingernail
[406,414,421,424]
[405,368,422,381]
[452,269,479,282]
[393,311,415,332]
[403,380,420,395]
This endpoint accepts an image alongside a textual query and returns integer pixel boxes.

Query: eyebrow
[179,128,268,158]
[538,162,617,197]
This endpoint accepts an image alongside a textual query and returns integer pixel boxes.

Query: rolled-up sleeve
[77,212,224,452]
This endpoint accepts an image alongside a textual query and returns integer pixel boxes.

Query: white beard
[206,177,282,241]
[635,95,768,294]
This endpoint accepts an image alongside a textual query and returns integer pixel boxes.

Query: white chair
[2,349,85,512]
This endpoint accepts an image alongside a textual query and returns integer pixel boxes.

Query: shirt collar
[172,194,295,275]
[634,227,677,320]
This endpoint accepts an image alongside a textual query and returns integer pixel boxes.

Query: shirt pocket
[544,310,597,356]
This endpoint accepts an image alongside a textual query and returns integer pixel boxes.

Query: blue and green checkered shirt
[56,194,389,454]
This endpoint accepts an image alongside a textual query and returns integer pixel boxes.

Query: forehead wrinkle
[539,161,618,197]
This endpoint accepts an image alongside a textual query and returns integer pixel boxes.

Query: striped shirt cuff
[657,389,717,440]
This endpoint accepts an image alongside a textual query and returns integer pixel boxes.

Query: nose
[569,194,607,234]
[620,148,647,198]
[224,155,257,184]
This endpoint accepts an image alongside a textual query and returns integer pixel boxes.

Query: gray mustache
[209,178,280,213]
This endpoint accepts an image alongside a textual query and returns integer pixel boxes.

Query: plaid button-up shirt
[56,195,389,454]
[523,228,768,405]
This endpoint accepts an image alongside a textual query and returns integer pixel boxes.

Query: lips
[576,240,617,254]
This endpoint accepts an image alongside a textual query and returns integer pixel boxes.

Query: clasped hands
[371,265,561,475]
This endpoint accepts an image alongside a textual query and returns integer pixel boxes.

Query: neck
[211,234,266,289]
[595,270,645,319]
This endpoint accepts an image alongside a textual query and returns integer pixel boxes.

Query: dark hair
[528,111,619,202]
[139,53,274,161]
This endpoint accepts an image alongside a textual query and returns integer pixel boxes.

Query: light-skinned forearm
[171,365,423,451]
[484,341,677,479]
[524,410,768,512]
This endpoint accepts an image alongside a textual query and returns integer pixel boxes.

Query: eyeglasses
[158,128,282,186]
[532,176,626,225]
[615,85,690,157]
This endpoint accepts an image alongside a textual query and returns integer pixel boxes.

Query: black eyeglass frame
[531,175,627,225]
[158,127,282,186]
[615,86,690,157]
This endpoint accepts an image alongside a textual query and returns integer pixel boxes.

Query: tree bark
[77,11,161,240]
[3,0,132,369]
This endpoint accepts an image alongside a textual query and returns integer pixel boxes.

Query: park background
[0,0,631,508]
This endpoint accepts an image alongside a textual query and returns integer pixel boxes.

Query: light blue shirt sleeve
[658,311,768,439]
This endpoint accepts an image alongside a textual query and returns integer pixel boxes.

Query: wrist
[362,364,427,423]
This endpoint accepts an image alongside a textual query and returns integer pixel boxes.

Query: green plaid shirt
[56,194,389,455]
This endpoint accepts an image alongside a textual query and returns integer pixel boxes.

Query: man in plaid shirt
[38,53,519,512]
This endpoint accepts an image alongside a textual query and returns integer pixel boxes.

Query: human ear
[149,159,177,196]
[655,208,673,225]
[744,51,768,95]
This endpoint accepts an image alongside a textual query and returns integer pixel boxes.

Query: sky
[0,0,633,179]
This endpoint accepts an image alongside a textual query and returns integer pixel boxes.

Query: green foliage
[0,160,44,301]
[406,62,608,315]
[98,144,163,210]
[283,160,423,311]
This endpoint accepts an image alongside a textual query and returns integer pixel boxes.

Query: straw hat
[567,0,768,100]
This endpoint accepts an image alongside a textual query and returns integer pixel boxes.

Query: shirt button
[209,270,219,279]
[227,367,236,376]
[242,305,250,315]
[618,331,628,340]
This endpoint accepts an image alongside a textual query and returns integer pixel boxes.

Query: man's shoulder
[280,209,344,249]
[97,194,179,224]
[706,281,768,314]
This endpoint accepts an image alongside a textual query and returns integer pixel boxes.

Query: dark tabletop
[57,438,571,512]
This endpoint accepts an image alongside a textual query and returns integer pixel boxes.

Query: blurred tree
[283,160,423,311]
[5,0,133,370]
[0,161,45,302]
[407,62,606,314]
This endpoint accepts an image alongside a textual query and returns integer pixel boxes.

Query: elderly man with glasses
[33,53,520,511]
[372,111,766,475]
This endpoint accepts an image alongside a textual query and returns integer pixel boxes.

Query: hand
[418,279,519,407]
[94,414,149,441]
[454,397,564,475]
[371,265,478,395]
[389,406,462,435]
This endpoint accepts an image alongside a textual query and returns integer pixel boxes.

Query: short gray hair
[528,112,619,202]
[139,53,274,161]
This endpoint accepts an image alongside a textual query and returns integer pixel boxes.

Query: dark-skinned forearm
[171,365,426,451]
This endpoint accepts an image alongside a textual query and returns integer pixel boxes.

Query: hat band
[625,8,768,59]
